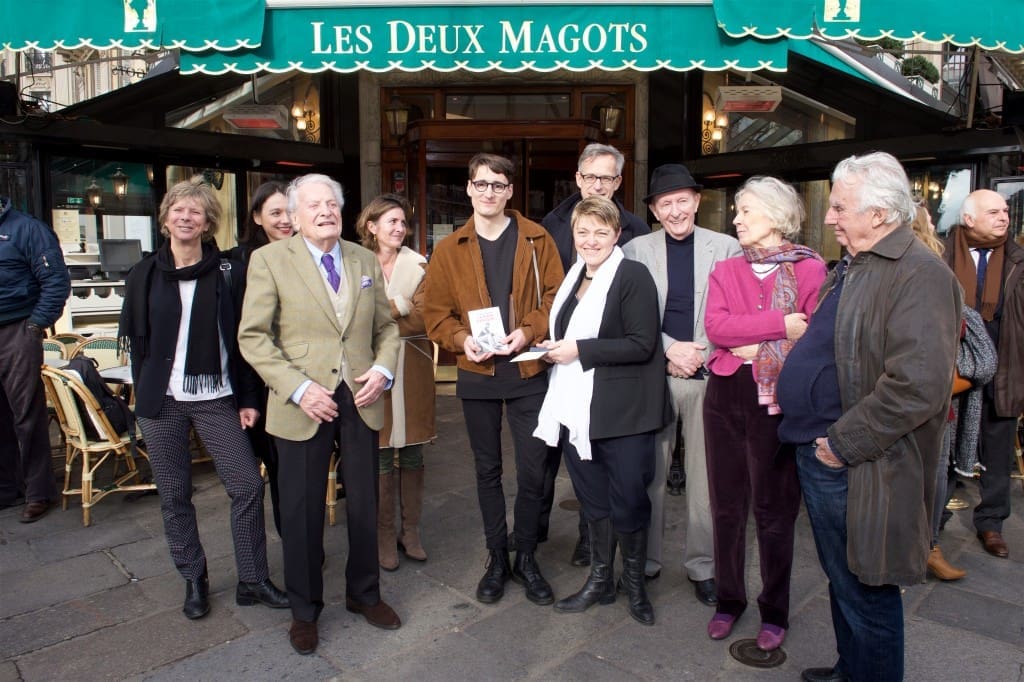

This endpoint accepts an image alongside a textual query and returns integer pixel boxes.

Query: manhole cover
[558,498,581,511]
[729,639,786,668]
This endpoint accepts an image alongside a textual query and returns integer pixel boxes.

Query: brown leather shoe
[345,596,401,630]
[19,500,50,524]
[978,530,1009,558]
[289,619,318,655]
[927,545,966,580]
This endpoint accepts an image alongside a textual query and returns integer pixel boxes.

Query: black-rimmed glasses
[579,173,620,186]
[470,180,510,193]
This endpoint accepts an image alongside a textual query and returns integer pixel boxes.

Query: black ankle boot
[476,549,512,604]
[512,551,554,605]
[570,516,591,567]
[236,579,290,608]
[617,529,654,626]
[183,569,210,620]
[555,517,616,613]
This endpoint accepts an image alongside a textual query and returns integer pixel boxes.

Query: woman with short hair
[702,176,826,649]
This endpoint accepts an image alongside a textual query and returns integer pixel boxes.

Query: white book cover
[468,306,509,353]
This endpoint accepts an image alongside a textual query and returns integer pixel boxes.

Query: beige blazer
[623,225,742,356]
[238,236,400,441]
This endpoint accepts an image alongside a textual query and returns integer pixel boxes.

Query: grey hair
[578,143,625,175]
[831,152,914,227]
[286,173,345,215]
[960,193,977,223]
[734,176,805,240]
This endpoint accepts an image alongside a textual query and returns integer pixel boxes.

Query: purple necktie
[321,253,340,292]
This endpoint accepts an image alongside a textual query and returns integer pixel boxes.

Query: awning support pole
[966,46,981,129]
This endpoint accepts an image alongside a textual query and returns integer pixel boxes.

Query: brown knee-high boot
[397,467,427,561]
[378,470,399,571]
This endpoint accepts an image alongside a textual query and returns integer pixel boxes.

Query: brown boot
[927,545,966,581]
[378,470,399,571]
[397,467,427,562]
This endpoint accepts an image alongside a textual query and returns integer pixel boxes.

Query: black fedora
[643,164,703,203]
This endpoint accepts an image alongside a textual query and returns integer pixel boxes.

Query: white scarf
[533,246,624,460]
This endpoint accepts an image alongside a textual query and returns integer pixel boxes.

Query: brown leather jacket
[422,210,564,378]
[826,226,961,586]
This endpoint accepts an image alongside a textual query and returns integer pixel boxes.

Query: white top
[166,279,232,401]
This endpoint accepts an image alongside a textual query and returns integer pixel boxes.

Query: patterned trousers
[138,396,269,583]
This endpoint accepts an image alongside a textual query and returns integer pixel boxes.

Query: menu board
[52,209,81,245]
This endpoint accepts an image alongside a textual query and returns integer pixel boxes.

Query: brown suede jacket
[422,210,564,378]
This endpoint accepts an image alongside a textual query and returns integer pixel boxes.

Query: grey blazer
[622,226,741,359]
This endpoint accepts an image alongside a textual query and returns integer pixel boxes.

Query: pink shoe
[756,623,786,651]
[707,613,736,640]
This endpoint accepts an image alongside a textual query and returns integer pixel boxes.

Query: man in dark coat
[540,142,650,566]
[0,198,70,522]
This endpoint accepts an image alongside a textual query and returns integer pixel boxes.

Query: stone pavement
[2,391,1023,681]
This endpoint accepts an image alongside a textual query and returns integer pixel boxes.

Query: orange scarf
[951,226,1005,321]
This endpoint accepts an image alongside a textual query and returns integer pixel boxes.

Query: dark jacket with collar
[541,191,651,271]
[0,198,71,327]
[943,228,1024,417]
[556,259,671,440]
[825,225,961,586]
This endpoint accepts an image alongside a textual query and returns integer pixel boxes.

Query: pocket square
[360,275,373,289]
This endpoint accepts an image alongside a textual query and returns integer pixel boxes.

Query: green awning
[181,3,789,74]
[713,0,1024,53]
[1,0,265,52]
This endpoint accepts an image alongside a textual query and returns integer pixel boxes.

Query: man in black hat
[623,164,740,605]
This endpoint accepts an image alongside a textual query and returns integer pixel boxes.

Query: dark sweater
[776,260,846,444]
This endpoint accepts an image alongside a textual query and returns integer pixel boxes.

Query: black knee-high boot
[617,529,654,625]
[554,517,615,612]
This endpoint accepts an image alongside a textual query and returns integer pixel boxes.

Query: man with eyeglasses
[540,143,651,567]
[423,152,564,607]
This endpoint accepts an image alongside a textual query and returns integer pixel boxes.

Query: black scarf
[119,242,227,394]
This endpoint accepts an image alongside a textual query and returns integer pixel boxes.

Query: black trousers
[562,426,655,534]
[0,320,57,505]
[275,382,380,623]
[973,394,1016,533]
[246,386,281,537]
[462,393,547,552]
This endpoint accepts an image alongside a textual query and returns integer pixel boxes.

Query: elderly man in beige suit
[239,174,400,656]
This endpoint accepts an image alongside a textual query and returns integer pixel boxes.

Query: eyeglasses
[579,173,620,186]
[470,180,510,193]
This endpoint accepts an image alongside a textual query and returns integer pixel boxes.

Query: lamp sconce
[702,93,729,154]
[292,82,321,143]
[598,95,625,136]
[384,95,410,140]
[928,181,940,200]
[85,178,103,208]
[111,167,129,199]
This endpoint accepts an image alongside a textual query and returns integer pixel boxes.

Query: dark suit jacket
[556,259,671,440]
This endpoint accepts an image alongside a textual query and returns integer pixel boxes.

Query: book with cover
[468,306,509,353]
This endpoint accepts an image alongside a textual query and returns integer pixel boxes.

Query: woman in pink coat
[702,176,826,650]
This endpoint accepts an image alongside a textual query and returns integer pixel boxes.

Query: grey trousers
[646,376,714,582]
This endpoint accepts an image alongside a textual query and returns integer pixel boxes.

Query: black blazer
[556,259,671,440]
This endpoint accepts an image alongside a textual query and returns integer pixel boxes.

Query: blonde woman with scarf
[120,177,287,620]
[356,194,436,571]
[702,176,826,650]
[534,196,669,626]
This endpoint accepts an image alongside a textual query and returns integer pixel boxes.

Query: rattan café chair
[40,365,155,526]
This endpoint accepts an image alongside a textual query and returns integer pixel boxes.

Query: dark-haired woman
[120,177,287,620]
[355,194,436,571]
[226,181,293,535]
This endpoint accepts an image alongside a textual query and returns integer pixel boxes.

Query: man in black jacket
[540,143,650,566]
[0,197,70,522]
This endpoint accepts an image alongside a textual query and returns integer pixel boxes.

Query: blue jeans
[796,444,904,682]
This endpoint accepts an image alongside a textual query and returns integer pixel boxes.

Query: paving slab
[0,552,129,618]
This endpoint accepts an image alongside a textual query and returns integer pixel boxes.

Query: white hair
[287,173,345,215]
[832,152,915,227]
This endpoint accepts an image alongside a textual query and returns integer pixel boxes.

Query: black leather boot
[617,529,654,626]
[512,551,554,605]
[476,549,512,604]
[570,514,591,566]
[183,569,210,620]
[555,517,616,613]
[236,579,290,608]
